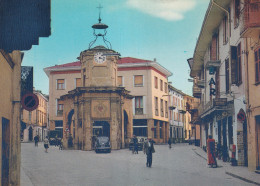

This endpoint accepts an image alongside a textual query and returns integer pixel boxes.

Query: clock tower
[61,6,133,151]
[80,46,120,87]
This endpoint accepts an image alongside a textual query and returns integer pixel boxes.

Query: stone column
[156,120,160,142]
[162,122,166,143]
[147,119,154,139]
[84,99,92,151]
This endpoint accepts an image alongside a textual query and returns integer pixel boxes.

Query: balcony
[193,85,202,98]
[135,108,143,115]
[240,1,260,37]
[198,98,228,118]
[57,110,63,117]
[197,80,205,88]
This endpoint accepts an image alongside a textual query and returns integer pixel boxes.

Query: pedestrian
[168,138,172,149]
[144,138,155,167]
[44,136,49,153]
[59,138,63,150]
[207,135,217,168]
[34,135,39,147]
[143,138,148,154]
[133,135,138,154]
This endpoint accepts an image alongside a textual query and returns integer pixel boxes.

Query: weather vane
[88,4,112,49]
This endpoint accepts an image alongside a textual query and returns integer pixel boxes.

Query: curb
[225,172,260,186]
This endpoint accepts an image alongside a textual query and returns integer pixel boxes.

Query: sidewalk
[21,166,33,186]
[192,145,260,186]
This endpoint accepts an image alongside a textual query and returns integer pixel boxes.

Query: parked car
[95,136,111,153]
[129,136,147,151]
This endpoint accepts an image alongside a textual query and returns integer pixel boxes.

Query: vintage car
[129,136,147,151]
[95,136,111,153]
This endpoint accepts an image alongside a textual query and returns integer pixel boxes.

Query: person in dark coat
[34,135,39,147]
[168,138,172,149]
[133,135,138,154]
[144,138,155,167]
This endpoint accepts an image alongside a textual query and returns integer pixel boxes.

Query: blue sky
[22,0,209,95]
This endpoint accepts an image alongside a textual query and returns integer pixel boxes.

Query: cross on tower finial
[97,4,103,23]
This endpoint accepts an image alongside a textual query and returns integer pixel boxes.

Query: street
[21,143,255,186]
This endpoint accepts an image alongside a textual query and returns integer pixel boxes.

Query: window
[234,0,240,28]
[164,82,168,93]
[76,78,81,88]
[57,99,64,116]
[118,76,123,87]
[134,75,143,87]
[237,43,242,84]
[135,96,143,115]
[57,79,65,90]
[154,76,158,89]
[223,16,228,44]
[160,122,162,138]
[155,97,158,116]
[225,58,230,92]
[165,101,168,118]
[255,48,260,83]
[160,80,163,91]
[160,99,164,117]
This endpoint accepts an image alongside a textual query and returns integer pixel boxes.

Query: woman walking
[44,136,49,153]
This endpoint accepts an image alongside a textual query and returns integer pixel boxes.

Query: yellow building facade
[21,90,48,142]
[0,50,23,185]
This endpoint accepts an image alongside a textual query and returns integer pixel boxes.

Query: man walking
[34,135,39,147]
[144,138,155,167]
[168,138,172,149]
[44,136,49,153]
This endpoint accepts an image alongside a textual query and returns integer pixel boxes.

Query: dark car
[129,136,147,151]
[95,136,111,153]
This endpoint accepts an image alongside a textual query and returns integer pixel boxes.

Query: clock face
[94,52,106,64]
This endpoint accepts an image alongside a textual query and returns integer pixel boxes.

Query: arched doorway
[124,110,128,139]
[28,126,33,141]
[93,121,110,138]
[237,109,248,166]
[67,109,74,132]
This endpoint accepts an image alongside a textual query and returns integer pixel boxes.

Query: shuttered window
[118,76,123,87]
[223,16,228,44]
[76,78,81,88]
[134,75,143,87]
[57,79,65,90]
[234,0,240,28]
[154,76,158,89]
[255,48,260,84]
[57,99,64,116]
[155,97,158,116]
[225,58,230,92]
[160,79,163,91]
[237,43,242,84]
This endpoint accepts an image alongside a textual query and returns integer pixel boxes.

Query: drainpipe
[245,38,251,132]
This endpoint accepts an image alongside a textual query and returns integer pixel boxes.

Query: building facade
[0,50,23,186]
[189,0,260,171]
[168,85,185,141]
[45,57,172,144]
[21,90,48,142]
[117,57,172,143]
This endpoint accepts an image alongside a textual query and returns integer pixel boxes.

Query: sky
[22,0,209,95]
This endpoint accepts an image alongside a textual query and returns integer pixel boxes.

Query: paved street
[21,143,258,186]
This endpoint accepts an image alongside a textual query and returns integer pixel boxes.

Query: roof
[191,0,231,77]
[44,61,80,70]
[44,57,172,78]
[118,57,152,64]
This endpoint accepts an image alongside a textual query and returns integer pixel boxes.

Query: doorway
[2,117,10,186]
[256,116,260,170]
[124,110,128,139]
[28,126,33,141]
[243,119,248,166]
[93,121,110,137]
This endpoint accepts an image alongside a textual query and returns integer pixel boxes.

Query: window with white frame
[135,96,143,115]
